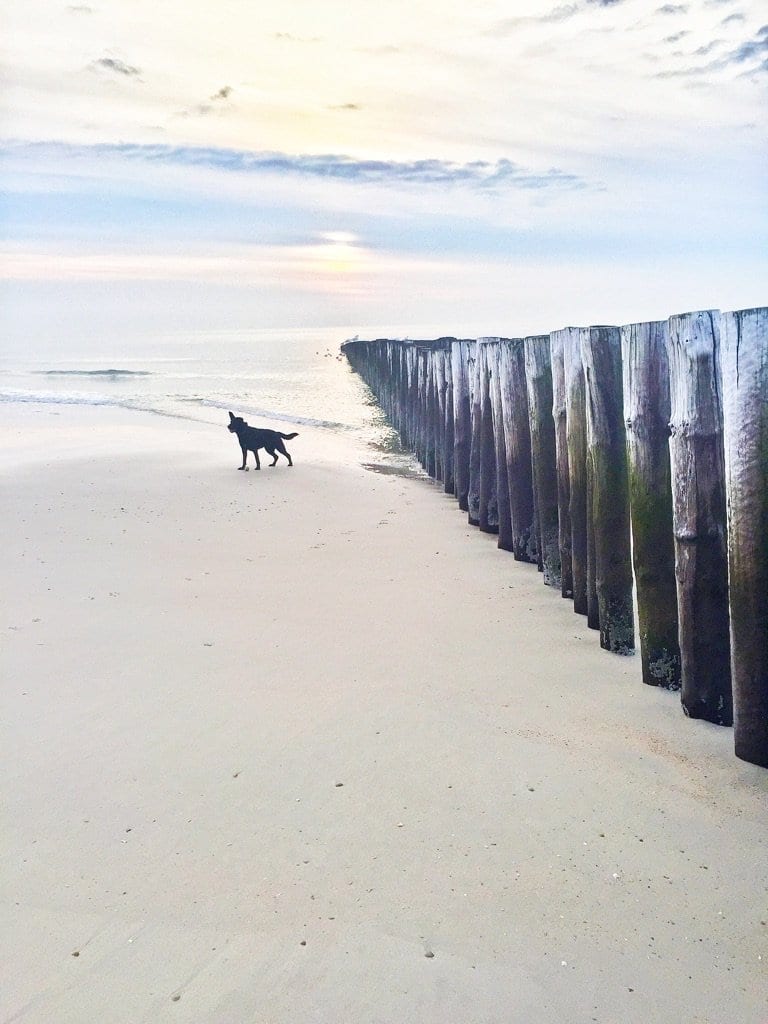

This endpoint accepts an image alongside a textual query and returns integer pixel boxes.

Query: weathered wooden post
[576,330,601,628]
[667,310,732,725]
[498,339,537,562]
[442,345,456,495]
[524,336,561,586]
[470,339,499,533]
[550,330,574,599]
[580,326,634,654]
[467,342,482,525]
[432,345,446,484]
[722,307,768,764]
[424,346,438,478]
[621,321,681,686]
[451,340,474,511]
[487,340,514,550]
[562,329,589,616]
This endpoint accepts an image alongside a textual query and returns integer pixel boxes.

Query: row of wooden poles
[342,307,767,768]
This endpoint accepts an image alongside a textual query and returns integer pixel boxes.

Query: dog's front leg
[254,449,261,470]
[238,446,248,470]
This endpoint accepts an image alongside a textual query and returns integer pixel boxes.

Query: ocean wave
[36,369,152,377]
[178,396,354,432]
[0,389,355,433]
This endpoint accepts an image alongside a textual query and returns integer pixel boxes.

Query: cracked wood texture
[621,320,681,688]
[581,326,635,655]
[497,339,538,563]
[550,329,574,600]
[525,335,561,587]
[563,328,589,616]
[667,310,732,726]
[722,307,768,765]
[487,340,514,551]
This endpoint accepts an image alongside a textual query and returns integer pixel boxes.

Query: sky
[1,0,766,341]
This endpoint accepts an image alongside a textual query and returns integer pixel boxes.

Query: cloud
[489,5,578,33]
[91,56,141,78]
[177,86,233,117]
[663,31,689,42]
[654,24,768,77]
[489,0,628,34]
[720,12,745,23]
[274,32,321,43]
[656,4,688,13]
[68,4,92,11]
[2,140,596,193]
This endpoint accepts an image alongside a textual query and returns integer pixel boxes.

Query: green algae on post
[563,327,589,616]
[550,329,574,599]
[580,326,635,655]
[487,339,515,551]
[667,310,732,725]
[524,335,561,587]
[497,338,538,563]
[451,339,474,512]
[621,320,681,688]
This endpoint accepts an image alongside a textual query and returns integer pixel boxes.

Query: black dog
[227,412,298,470]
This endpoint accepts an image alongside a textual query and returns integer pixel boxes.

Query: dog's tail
[280,432,299,440]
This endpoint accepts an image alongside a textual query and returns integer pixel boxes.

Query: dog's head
[228,411,246,433]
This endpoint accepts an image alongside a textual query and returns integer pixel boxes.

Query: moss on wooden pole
[722,307,768,765]
[498,339,538,563]
[667,310,732,725]
[487,339,514,550]
[550,330,574,599]
[562,328,589,616]
[441,346,456,495]
[524,335,561,587]
[451,340,474,512]
[577,329,601,629]
[581,326,635,655]
[621,320,681,686]
[474,339,499,533]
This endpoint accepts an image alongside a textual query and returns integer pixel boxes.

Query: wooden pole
[487,339,514,550]
[451,340,473,511]
[467,342,482,525]
[580,326,635,654]
[577,329,601,628]
[474,339,499,533]
[621,321,681,686]
[721,307,768,764]
[667,310,732,725]
[498,339,538,562]
[562,329,589,616]
[524,336,561,587]
[424,347,437,478]
[550,330,574,599]
[442,346,456,495]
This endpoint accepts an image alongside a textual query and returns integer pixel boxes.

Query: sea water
[0,326,408,465]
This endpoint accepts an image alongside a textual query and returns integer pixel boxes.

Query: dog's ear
[228,411,235,421]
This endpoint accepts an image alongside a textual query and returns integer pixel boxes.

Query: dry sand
[2,403,767,1024]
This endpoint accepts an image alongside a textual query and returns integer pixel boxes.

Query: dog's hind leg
[274,439,293,467]
[266,447,278,467]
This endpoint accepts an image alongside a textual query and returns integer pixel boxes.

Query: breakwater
[343,308,768,768]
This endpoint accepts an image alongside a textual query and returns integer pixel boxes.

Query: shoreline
[2,403,766,1023]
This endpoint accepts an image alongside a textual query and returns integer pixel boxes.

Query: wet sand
[2,403,766,1023]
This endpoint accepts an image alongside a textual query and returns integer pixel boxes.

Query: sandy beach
[2,402,766,1024]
